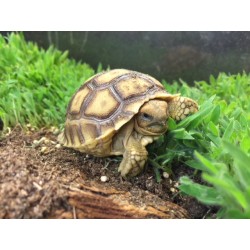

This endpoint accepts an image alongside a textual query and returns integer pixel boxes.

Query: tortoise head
[135,99,169,135]
[134,96,199,135]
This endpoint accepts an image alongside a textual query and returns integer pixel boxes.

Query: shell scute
[84,88,121,119]
[94,69,131,85]
[114,75,154,100]
[69,86,90,115]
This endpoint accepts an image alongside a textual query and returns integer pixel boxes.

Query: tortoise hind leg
[118,135,148,177]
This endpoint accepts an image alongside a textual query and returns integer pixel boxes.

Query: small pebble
[100,176,109,182]
[26,124,35,131]
[163,172,169,178]
[33,137,49,147]
[53,129,60,135]
[40,146,48,153]
[20,189,28,197]
[169,179,173,184]
[170,187,177,193]
[44,138,51,145]
[50,126,60,135]
[55,144,61,149]
[174,182,179,188]
[32,139,40,148]
[40,137,46,143]
[145,179,154,190]
[33,181,43,190]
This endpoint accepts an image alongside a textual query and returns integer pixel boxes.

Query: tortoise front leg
[118,135,148,177]
[168,96,198,121]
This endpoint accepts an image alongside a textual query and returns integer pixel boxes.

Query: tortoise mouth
[135,120,167,135]
[148,123,167,133]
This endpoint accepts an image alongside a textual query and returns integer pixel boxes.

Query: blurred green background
[1,31,250,83]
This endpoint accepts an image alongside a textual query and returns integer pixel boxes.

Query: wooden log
[50,183,189,219]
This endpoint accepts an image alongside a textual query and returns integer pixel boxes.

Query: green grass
[149,73,250,218]
[0,32,96,129]
[1,33,250,218]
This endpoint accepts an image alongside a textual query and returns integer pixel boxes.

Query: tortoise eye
[141,113,153,121]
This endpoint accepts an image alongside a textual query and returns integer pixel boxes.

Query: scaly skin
[118,135,148,177]
[168,96,198,121]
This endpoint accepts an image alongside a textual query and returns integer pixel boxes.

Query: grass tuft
[0,33,96,129]
[150,73,250,218]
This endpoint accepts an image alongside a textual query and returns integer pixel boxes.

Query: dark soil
[0,125,216,218]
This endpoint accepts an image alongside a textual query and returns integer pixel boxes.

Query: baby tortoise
[59,69,198,177]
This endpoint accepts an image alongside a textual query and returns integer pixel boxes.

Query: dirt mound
[0,126,212,218]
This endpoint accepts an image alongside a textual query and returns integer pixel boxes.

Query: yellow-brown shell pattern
[62,69,173,149]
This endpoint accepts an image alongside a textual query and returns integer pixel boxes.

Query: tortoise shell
[60,69,177,155]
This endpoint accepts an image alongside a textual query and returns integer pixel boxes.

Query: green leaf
[194,151,218,175]
[206,133,221,147]
[222,120,235,141]
[241,136,250,153]
[209,75,216,85]
[179,176,223,205]
[208,121,219,136]
[209,105,220,124]
[167,117,177,130]
[170,128,194,140]
[185,159,207,171]
[223,141,250,190]
[240,114,248,128]
[225,209,250,219]
[148,158,162,183]
[204,173,248,210]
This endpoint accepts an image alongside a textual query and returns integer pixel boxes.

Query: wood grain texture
[50,183,189,219]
